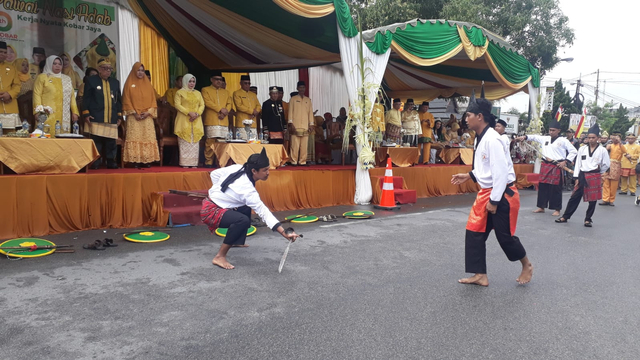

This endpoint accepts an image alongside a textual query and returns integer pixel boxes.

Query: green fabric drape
[299,0,357,37]
[463,25,486,47]
[487,42,541,87]
[365,30,393,54]
[390,21,462,59]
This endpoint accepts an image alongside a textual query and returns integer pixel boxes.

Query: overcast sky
[501,0,640,114]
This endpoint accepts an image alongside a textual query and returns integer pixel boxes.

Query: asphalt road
[1,190,639,360]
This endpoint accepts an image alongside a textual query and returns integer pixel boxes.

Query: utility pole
[602,80,606,105]
[594,69,600,106]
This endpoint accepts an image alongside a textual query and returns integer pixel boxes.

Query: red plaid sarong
[621,167,636,177]
[539,162,562,185]
[200,198,228,233]
[581,172,602,202]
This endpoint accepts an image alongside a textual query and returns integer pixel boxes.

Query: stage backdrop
[1,0,119,82]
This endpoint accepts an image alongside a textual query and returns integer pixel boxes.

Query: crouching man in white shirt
[201,148,299,269]
[451,98,533,287]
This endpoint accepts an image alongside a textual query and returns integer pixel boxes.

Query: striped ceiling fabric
[129,0,538,100]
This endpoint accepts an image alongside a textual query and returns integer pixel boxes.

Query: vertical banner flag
[544,87,555,112]
[576,107,587,137]
[1,0,119,87]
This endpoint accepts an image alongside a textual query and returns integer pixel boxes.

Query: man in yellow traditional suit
[418,101,435,164]
[163,75,183,108]
[29,47,46,80]
[0,42,22,131]
[202,71,232,167]
[620,133,639,196]
[288,81,314,166]
[600,132,627,206]
[371,96,385,147]
[385,98,402,144]
[233,75,260,140]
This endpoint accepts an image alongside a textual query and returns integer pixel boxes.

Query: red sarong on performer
[200,198,228,233]
[466,186,520,236]
[581,172,602,202]
[621,167,636,177]
[539,162,562,185]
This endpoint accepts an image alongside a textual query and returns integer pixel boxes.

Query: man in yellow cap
[233,75,260,140]
[288,81,314,166]
[82,58,122,169]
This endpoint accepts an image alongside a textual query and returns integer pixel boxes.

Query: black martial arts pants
[465,191,527,274]
[562,182,597,222]
[219,206,252,246]
[537,182,563,210]
[92,135,117,163]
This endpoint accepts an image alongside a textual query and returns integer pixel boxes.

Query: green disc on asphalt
[343,210,375,219]
[124,231,171,243]
[215,226,257,237]
[0,238,56,258]
[285,215,319,223]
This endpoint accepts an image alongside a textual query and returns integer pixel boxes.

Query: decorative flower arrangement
[34,105,54,116]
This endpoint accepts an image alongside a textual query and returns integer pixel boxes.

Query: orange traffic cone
[374,157,400,210]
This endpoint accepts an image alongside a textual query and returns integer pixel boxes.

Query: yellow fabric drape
[375,147,421,167]
[0,138,99,174]
[391,40,463,67]
[273,0,335,17]
[387,85,522,103]
[139,21,169,95]
[211,143,289,169]
[456,26,488,61]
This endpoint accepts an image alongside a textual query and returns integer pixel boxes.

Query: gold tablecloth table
[440,148,473,164]
[211,143,289,169]
[375,147,421,167]
[0,138,100,174]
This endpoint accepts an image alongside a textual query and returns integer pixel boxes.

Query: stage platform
[0,164,534,240]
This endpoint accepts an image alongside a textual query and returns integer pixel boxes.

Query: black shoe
[584,221,593,227]
[609,203,615,206]
[555,217,567,223]
[635,197,640,206]
[631,193,636,196]
[619,191,627,195]
[598,202,610,206]
[107,162,119,169]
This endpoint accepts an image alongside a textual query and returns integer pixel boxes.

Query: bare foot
[232,244,249,248]
[516,263,533,285]
[532,208,545,213]
[458,274,489,286]
[212,256,235,269]
[551,210,560,216]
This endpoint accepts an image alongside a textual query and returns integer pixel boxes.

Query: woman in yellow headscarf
[15,58,34,97]
[32,55,79,137]
[174,73,204,168]
[6,44,17,63]
[60,52,83,90]
[122,62,160,168]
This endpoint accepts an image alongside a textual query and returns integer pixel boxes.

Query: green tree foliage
[537,79,577,132]
[350,0,574,75]
[585,101,632,135]
[608,104,633,135]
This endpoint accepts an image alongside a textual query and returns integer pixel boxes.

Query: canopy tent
[126,0,541,204]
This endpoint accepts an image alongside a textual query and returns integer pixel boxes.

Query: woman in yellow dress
[16,58,34,97]
[122,62,160,168]
[32,56,79,137]
[174,73,204,168]
[60,52,83,91]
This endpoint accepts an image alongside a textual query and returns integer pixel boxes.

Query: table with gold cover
[375,147,421,167]
[439,147,474,165]
[211,143,289,169]
[0,138,99,174]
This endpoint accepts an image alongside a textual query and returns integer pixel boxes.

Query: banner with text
[0,0,118,84]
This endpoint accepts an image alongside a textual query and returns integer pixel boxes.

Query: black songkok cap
[210,70,223,78]
[221,77,226,82]
[497,119,507,128]
[250,86,257,90]
[406,98,414,103]
[467,98,496,128]
[421,101,429,106]
[277,86,284,92]
[247,147,271,170]
[393,98,402,103]
[0,42,6,50]
[33,47,45,55]
[290,91,298,97]
[297,80,305,87]
[588,123,600,136]
[269,86,278,93]
[549,118,561,129]
[240,75,250,81]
